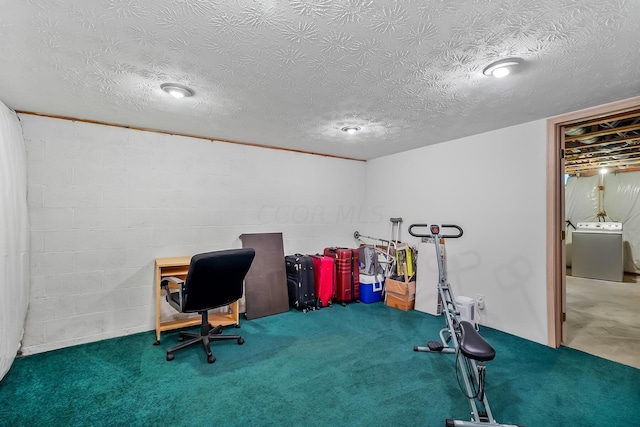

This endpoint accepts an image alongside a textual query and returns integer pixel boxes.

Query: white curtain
[604,172,640,273]
[565,173,640,273]
[0,101,29,381]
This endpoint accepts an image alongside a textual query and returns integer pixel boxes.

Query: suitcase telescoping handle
[327,246,349,252]
[408,224,463,239]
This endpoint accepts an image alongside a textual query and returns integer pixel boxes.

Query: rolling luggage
[285,254,317,312]
[323,247,360,305]
[310,255,336,307]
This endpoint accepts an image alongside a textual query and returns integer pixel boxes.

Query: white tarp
[565,175,599,226]
[604,173,640,273]
[0,101,30,381]
[564,175,599,267]
[565,173,640,273]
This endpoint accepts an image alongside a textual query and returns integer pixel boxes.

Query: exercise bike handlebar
[408,224,464,239]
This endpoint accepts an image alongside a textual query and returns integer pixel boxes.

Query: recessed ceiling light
[160,83,194,98]
[341,126,360,135]
[482,58,523,78]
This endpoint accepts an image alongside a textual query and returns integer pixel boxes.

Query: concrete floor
[565,271,640,369]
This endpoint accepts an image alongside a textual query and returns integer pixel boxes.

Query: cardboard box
[385,292,415,311]
[384,278,416,300]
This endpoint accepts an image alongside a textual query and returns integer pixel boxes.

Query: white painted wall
[20,114,368,355]
[364,120,549,344]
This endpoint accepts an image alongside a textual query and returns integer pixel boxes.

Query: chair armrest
[161,277,185,312]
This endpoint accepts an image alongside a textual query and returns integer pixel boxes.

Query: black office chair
[161,248,255,364]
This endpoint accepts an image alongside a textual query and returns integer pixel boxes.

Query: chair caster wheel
[207,355,216,364]
[166,353,174,361]
[237,337,244,345]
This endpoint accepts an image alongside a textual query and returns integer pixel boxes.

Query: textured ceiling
[1,0,639,160]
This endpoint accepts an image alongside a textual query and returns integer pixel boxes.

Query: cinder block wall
[20,114,370,355]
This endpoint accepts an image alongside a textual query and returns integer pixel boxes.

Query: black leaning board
[240,232,289,320]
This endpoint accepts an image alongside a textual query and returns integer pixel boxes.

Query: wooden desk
[154,256,240,344]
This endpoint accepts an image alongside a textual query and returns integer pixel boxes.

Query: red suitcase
[323,247,360,305]
[310,255,336,307]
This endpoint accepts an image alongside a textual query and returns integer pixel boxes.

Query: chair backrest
[182,248,256,313]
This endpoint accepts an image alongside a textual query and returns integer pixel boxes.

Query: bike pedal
[427,340,444,352]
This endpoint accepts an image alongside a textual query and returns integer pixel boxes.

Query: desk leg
[154,264,161,345]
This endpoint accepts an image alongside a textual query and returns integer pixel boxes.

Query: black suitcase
[285,254,317,312]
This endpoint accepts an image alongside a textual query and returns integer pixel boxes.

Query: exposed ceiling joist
[564,109,640,175]
[565,123,640,143]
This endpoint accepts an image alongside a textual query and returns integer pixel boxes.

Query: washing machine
[571,222,624,282]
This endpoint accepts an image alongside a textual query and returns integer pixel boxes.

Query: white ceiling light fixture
[160,83,194,98]
[341,126,360,135]
[483,58,523,78]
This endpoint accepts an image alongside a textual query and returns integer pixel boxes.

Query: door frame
[546,95,640,347]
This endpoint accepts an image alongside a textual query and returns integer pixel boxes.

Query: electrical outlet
[477,294,485,310]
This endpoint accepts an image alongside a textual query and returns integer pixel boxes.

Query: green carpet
[1,303,638,426]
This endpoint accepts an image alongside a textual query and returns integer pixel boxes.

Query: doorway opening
[547,96,640,368]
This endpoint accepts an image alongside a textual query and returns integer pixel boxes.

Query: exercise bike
[408,224,524,427]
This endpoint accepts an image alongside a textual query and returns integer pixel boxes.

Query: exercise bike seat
[459,321,496,362]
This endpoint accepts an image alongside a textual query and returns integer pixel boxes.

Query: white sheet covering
[565,175,599,225]
[604,172,640,273]
[565,173,640,273]
[0,101,30,381]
